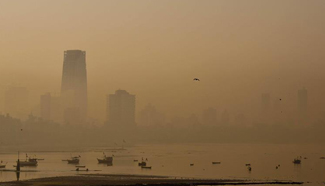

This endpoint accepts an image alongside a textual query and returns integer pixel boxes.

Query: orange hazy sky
[0,0,325,122]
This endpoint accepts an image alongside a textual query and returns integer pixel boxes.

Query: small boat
[133,160,138,162]
[212,162,221,164]
[320,157,325,159]
[138,161,146,166]
[0,161,6,169]
[67,156,80,164]
[245,164,251,166]
[68,159,79,164]
[75,168,89,171]
[190,164,194,166]
[141,166,151,169]
[293,158,301,164]
[19,155,38,167]
[97,153,113,164]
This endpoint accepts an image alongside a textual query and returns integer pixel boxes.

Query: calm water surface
[0,143,325,185]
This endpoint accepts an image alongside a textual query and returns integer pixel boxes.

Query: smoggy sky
[0,0,325,122]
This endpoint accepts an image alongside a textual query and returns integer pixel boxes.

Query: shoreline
[1,174,304,186]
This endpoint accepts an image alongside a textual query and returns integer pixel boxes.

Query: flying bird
[193,78,200,81]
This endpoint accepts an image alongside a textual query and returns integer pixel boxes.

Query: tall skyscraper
[61,50,88,121]
[298,87,308,114]
[107,90,136,128]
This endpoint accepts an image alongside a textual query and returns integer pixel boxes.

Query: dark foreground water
[0,143,324,185]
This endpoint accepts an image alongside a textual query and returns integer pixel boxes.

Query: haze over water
[1,0,325,185]
[1,144,325,185]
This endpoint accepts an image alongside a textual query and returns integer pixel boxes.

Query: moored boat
[19,155,38,167]
[67,156,80,164]
[97,153,113,164]
[141,166,151,169]
[138,161,146,166]
[0,161,6,168]
[293,157,301,164]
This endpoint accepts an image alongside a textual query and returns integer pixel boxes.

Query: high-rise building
[40,93,63,123]
[298,87,308,114]
[4,86,29,120]
[61,50,88,121]
[138,104,165,126]
[107,90,135,128]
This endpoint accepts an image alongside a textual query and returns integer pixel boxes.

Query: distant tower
[298,87,308,114]
[107,90,136,128]
[61,50,88,121]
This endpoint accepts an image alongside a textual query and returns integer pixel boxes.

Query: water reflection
[15,171,20,181]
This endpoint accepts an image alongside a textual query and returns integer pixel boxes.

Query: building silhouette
[107,90,135,128]
[138,104,165,126]
[40,93,63,123]
[4,86,29,120]
[61,50,88,123]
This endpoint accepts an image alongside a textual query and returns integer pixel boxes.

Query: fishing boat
[141,166,151,169]
[212,162,221,164]
[67,156,80,164]
[75,168,89,171]
[138,161,146,166]
[19,155,38,167]
[293,158,301,164]
[0,161,6,168]
[97,153,113,164]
